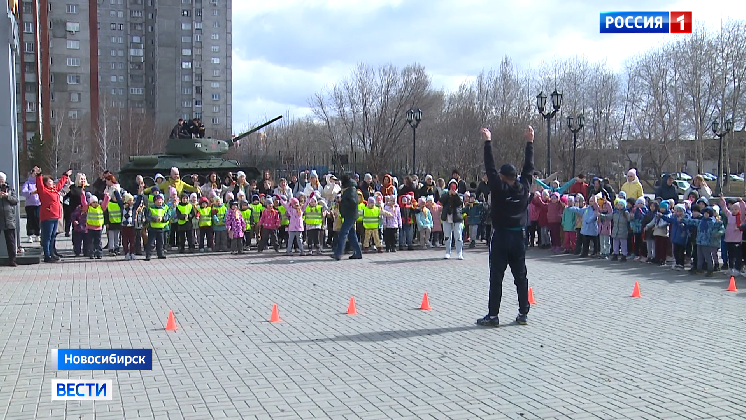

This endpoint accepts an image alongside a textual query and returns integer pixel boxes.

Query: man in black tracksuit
[477,126,534,327]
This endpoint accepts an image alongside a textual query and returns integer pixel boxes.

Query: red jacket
[532,195,549,226]
[36,174,68,222]
[569,181,588,199]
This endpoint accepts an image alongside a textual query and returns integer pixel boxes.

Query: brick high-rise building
[17,0,232,174]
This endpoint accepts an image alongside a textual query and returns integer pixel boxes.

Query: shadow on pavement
[526,249,746,298]
[273,324,520,344]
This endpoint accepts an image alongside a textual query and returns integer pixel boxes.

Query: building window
[195,112,202,119]
[181,36,191,42]
[110,75,117,82]
[213,21,219,28]
[23,22,34,33]
[211,93,219,100]
[195,100,202,107]
[111,49,116,56]
[211,82,219,88]
[130,88,144,94]
[211,117,219,124]
[23,3,33,13]
[66,74,81,84]
[119,75,124,82]
[110,23,116,30]
[70,92,81,102]
[212,69,220,76]
[194,34,201,42]
[66,57,80,66]
[66,4,78,13]
[195,86,202,94]
[131,10,143,17]
[211,57,220,64]
[109,10,116,17]
[195,74,202,81]
[181,9,190,16]
[182,0,191,3]
[130,48,144,56]
[182,87,192,94]
[111,88,117,95]
[132,36,141,43]
[211,45,219,52]
[194,22,202,29]
[182,74,192,82]
[26,101,36,112]
[68,110,79,119]
[181,61,192,69]
[118,88,124,95]
[182,22,191,30]
[66,40,80,49]
[66,22,80,32]
[182,100,191,107]
[24,42,34,53]
[212,9,219,16]
[118,37,124,43]
[118,49,124,56]
[212,106,220,112]
[182,48,192,56]
[195,9,202,17]
[119,24,124,30]
[110,36,117,42]
[211,33,219,40]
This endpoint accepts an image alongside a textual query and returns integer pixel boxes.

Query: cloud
[231,0,742,132]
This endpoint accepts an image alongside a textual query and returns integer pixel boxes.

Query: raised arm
[520,126,535,188]
[482,128,502,189]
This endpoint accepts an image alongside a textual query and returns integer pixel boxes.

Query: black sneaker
[515,314,528,325]
[476,315,499,327]
[348,255,362,260]
[158,255,167,259]
[144,256,151,261]
[611,255,618,261]
[620,256,627,262]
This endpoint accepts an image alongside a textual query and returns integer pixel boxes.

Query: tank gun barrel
[232,115,283,143]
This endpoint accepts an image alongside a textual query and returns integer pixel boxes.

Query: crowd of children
[527,186,746,277]
[60,168,496,262]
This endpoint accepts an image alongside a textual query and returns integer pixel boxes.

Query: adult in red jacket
[33,166,71,262]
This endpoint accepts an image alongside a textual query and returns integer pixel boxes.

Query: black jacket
[484,140,534,229]
[476,181,490,201]
[340,180,359,220]
[656,175,679,202]
[417,183,440,203]
[439,192,463,223]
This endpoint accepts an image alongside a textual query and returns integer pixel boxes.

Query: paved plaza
[0,233,744,420]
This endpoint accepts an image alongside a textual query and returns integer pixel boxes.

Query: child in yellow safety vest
[249,194,263,248]
[362,196,392,253]
[145,193,169,261]
[197,197,214,252]
[305,194,324,255]
[240,200,253,250]
[175,193,198,253]
[81,193,109,259]
[212,197,229,252]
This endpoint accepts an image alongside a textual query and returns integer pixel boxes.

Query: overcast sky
[231,0,742,134]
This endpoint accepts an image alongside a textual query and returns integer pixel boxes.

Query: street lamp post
[567,113,584,177]
[712,117,733,196]
[536,90,563,175]
[406,108,422,175]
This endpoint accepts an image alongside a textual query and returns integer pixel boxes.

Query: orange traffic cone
[631,281,641,298]
[727,276,738,292]
[528,287,537,305]
[165,310,178,331]
[420,292,432,310]
[269,303,281,323]
[347,297,358,315]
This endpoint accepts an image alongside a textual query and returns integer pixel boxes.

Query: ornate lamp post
[536,90,563,174]
[567,113,584,177]
[712,117,733,196]
[406,108,422,175]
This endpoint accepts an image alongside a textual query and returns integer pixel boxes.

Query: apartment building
[17,0,232,173]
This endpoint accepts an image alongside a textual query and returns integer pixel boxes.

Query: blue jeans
[41,219,58,258]
[334,217,362,258]
[399,225,413,248]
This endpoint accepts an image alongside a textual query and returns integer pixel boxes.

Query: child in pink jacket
[277,195,306,256]
[225,200,246,254]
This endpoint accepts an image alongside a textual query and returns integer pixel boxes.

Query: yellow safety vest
[279,206,289,226]
[250,203,263,222]
[213,205,226,226]
[198,207,213,227]
[108,202,122,224]
[241,208,252,229]
[357,203,365,222]
[87,206,104,227]
[177,203,193,225]
[362,206,380,229]
[149,206,167,229]
[306,205,323,228]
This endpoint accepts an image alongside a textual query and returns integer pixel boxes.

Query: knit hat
[635,197,645,205]
[265,197,273,205]
[88,195,99,203]
[551,192,560,199]
[418,197,426,205]
[364,173,373,182]
[567,195,575,204]
[448,179,458,188]
[464,191,471,198]
[229,200,238,207]
[614,198,626,207]
[154,173,165,181]
[426,195,434,202]
[154,194,164,201]
[703,206,714,217]
[180,192,190,199]
[150,186,160,193]
[236,171,246,178]
[290,197,299,206]
[560,195,568,205]
[627,169,637,177]
[190,193,198,201]
[575,193,585,202]
[674,203,686,213]
[200,197,209,204]
[251,194,259,202]
[659,201,670,211]
[617,191,627,200]
[368,196,375,204]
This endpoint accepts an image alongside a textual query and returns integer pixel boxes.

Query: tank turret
[118,116,283,192]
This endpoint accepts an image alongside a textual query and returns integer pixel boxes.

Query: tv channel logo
[600,11,692,33]
[51,380,113,401]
